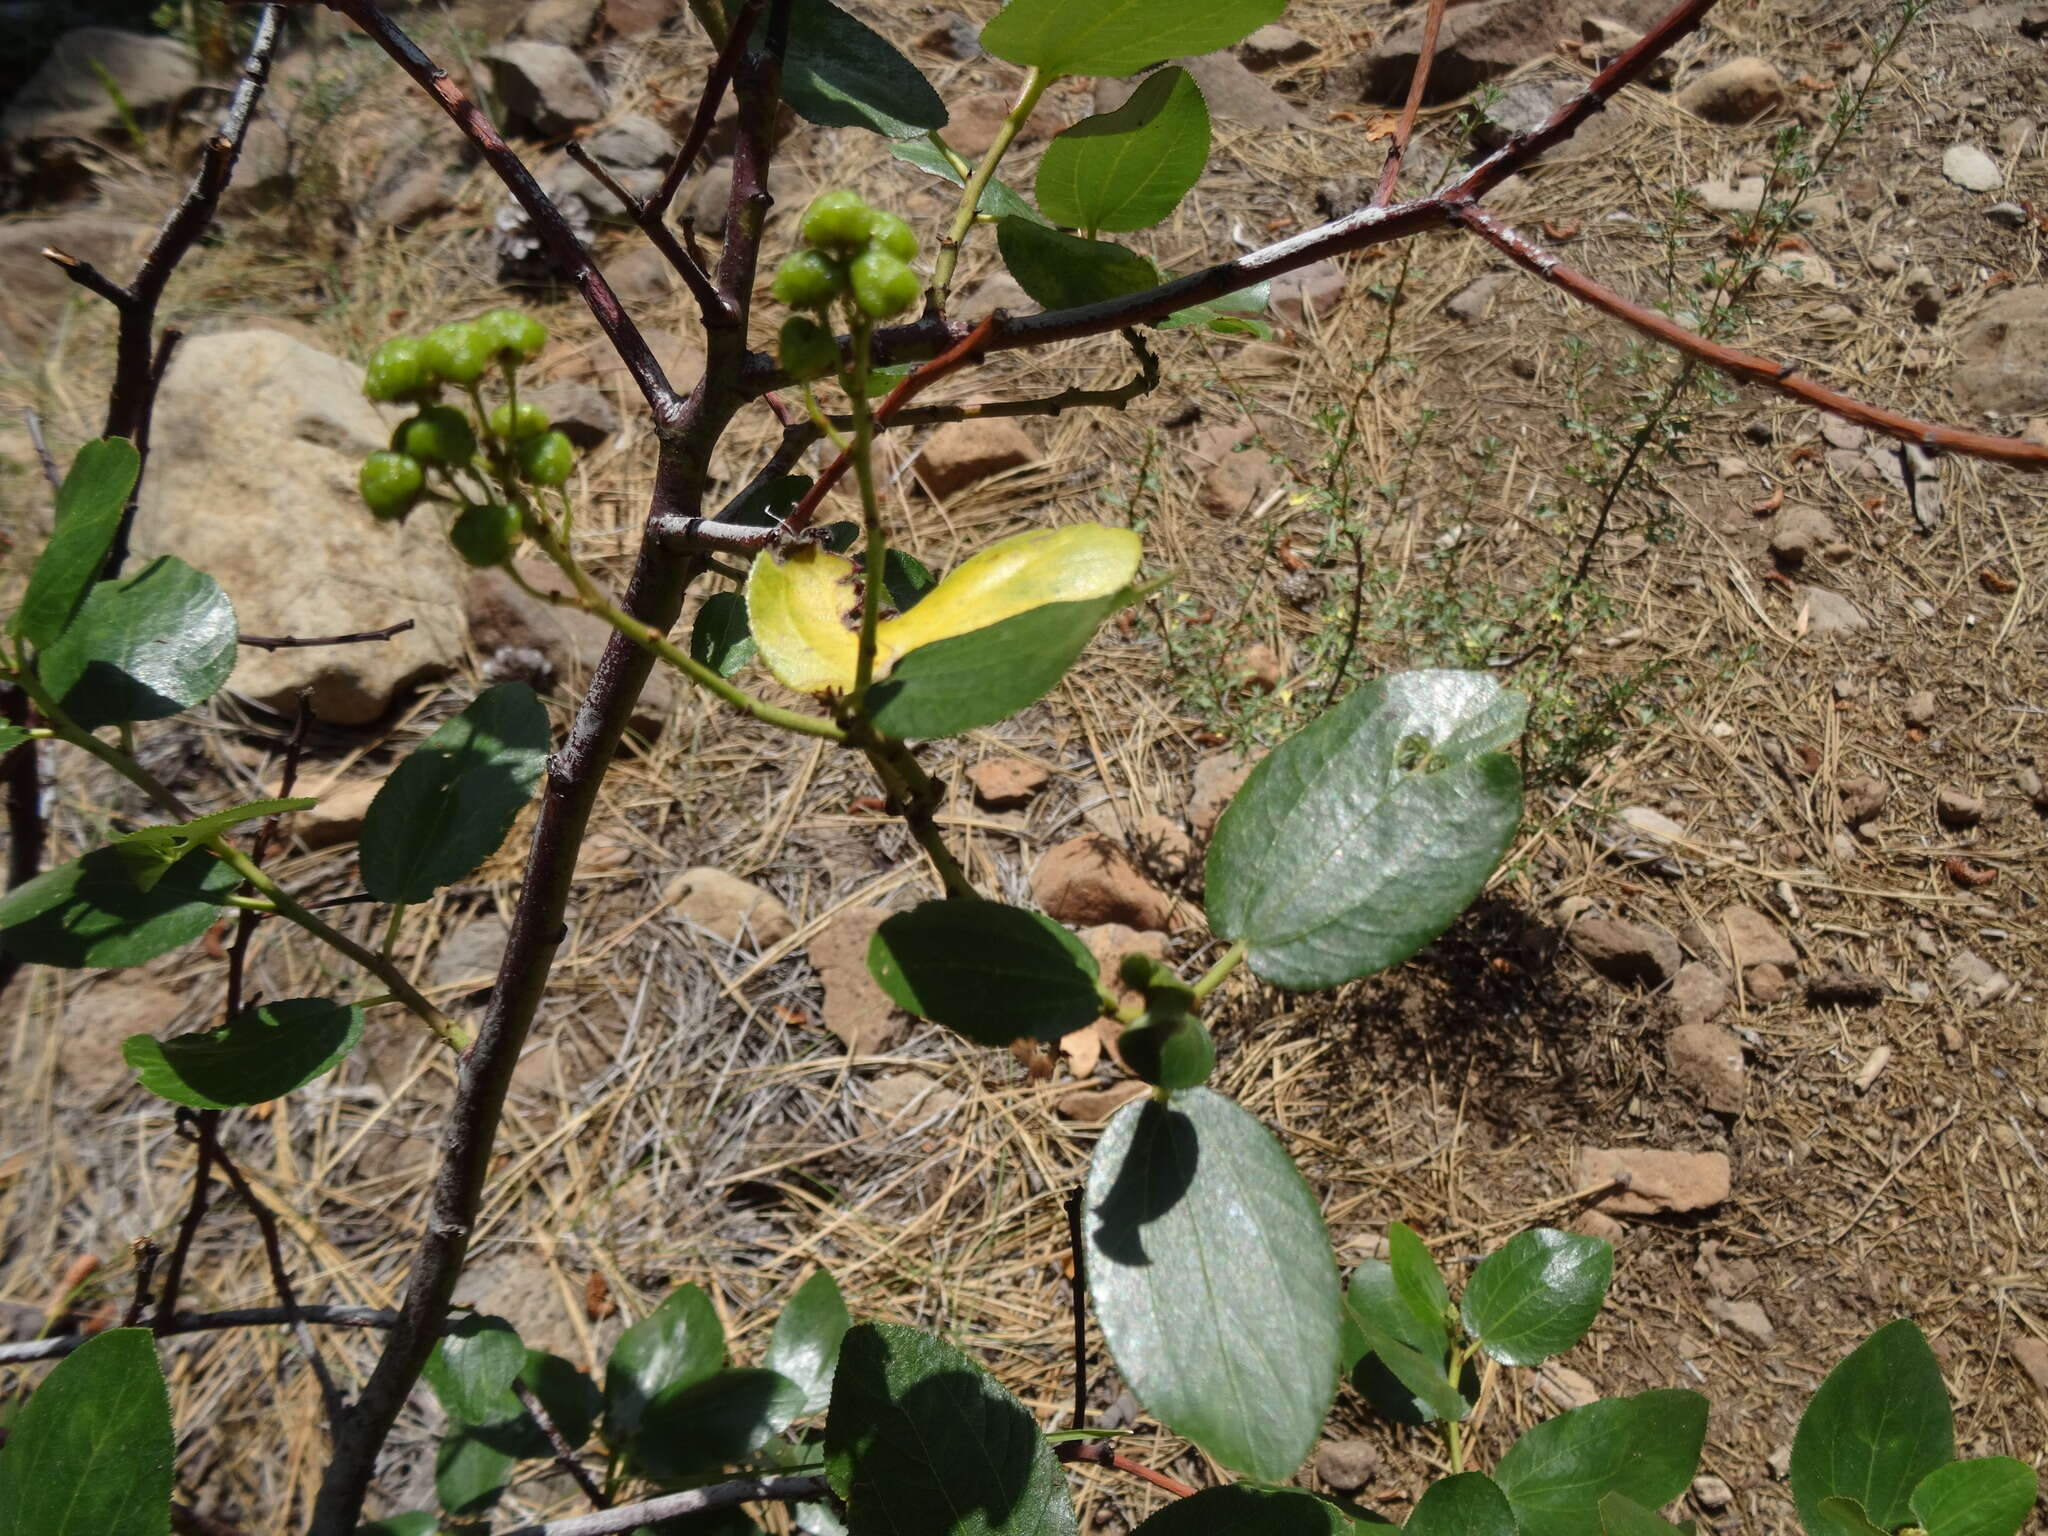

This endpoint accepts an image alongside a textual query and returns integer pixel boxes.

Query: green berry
[864,209,918,261]
[1119,1011,1215,1093]
[423,321,494,386]
[848,249,920,320]
[487,399,552,441]
[476,307,548,362]
[358,451,425,520]
[363,338,432,402]
[517,429,575,486]
[800,189,873,255]
[771,249,845,309]
[778,315,837,382]
[394,405,477,465]
[449,502,525,568]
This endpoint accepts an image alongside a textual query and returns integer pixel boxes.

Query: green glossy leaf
[522,1350,601,1451]
[1344,1262,1442,1360]
[1461,1227,1614,1367]
[892,139,1047,225]
[1494,1390,1709,1536]
[605,1283,726,1451]
[1207,669,1527,990]
[1791,1320,1955,1533]
[633,1368,805,1484]
[434,1424,514,1518]
[360,683,550,904]
[1357,1326,1467,1424]
[423,1314,526,1427]
[1809,1497,1889,1536]
[1342,1262,1456,1425]
[1387,1222,1449,1344]
[692,592,757,678]
[1159,281,1273,338]
[13,437,140,649]
[868,900,1101,1045]
[866,590,1137,740]
[1911,1457,2039,1536]
[1407,1474,1517,1536]
[0,843,240,969]
[1038,67,1209,234]
[37,556,236,731]
[122,997,363,1109]
[769,0,945,138]
[824,1322,1075,1536]
[0,1329,172,1536]
[110,798,314,892]
[0,726,28,754]
[765,1269,852,1419]
[355,1515,439,1536]
[1084,1088,1340,1480]
[981,0,1286,77]
[1598,1493,1693,1535]
[883,548,935,612]
[996,219,1160,312]
[1131,1484,1345,1534]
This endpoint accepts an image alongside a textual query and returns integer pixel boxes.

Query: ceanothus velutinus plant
[0,0,2040,1532]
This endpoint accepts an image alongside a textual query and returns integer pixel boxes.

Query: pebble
[1936,787,1986,829]
[1942,143,2003,191]
[1986,201,2030,229]
[1693,1475,1735,1512]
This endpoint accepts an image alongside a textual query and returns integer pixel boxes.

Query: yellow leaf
[745,524,1143,698]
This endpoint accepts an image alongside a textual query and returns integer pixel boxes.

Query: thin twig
[237,619,416,650]
[499,1477,831,1536]
[1065,1187,1088,1432]
[1373,0,1448,205]
[1057,1440,1199,1499]
[0,1305,404,1365]
[122,1239,161,1329]
[647,0,764,220]
[565,138,730,325]
[151,1110,221,1332]
[20,407,61,491]
[513,1378,609,1510]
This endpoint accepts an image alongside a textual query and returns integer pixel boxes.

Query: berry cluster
[356,308,576,568]
[769,190,922,382]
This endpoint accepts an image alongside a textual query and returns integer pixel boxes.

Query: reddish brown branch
[648,0,765,221]
[1057,1440,1199,1499]
[565,138,733,326]
[1373,0,1448,205]
[1451,201,2048,468]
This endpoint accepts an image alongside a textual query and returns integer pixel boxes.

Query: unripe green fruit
[488,399,552,441]
[800,189,873,255]
[1119,1010,1215,1093]
[517,429,576,486]
[1119,952,1163,992]
[363,338,432,402]
[771,249,845,309]
[848,249,920,319]
[423,321,494,386]
[864,209,918,261]
[449,502,525,567]
[778,315,838,382]
[359,451,425,519]
[475,307,547,362]
[394,405,477,465]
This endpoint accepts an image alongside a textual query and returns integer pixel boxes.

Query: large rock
[1675,58,1785,122]
[1568,915,1683,988]
[1580,1146,1731,1215]
[663,866,795,949]
[1095,52,1306,129]
[3,28,198,149]
[1033,835,1174,931]
[134,330,468,724]
[914,419,1038,498]
[466,559,674,741]
[0,214,149,354]
[1354,0,1670,103]
[807,906,906,1052]
[1951,286,2048,415]
[484,42,607,137]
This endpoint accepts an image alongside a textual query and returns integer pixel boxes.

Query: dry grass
[3,0,2046,1529]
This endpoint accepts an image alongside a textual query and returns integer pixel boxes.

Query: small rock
[1948,950,2011,1006]
[2011,1336,2048,1396]
[1269,258,1345,328]
[1704,905,1797,972]
[1667,1023,1747,1113]
[664,866,795,948]
[1942,143,2003,192]
[432,916,509,992]
[1569,916,1684,989]
[1315,1439,1379,1493]
[484,42,607,137]
[1056,1080,1150,1123]
[1240,25,1321,70]
[1951,285,2048,416]
[1808,964,1886,1008]
[1572,1209,1626,1242]
[1233,641,1286,691]
[1535,1361,1601,1412]
[916,12,981,59]
[1179,50,1308,129]
[914,419,1038,498]
[808,907,905,1053]
[583,113,672,170]
[1617,806,1689,845]
[1801,586,1869,636]
[1706,1296,1776,1346]
[1668,963,1730,1029]
[1769,505,1837,567]
[1769,1445,1794,1480]
[1692,1475,1735,1512]
[1902,690,1938,728]
[295,779,380,849]
[2018,765,2047,811]
[1936,787,1986,829]
[61,978,187,1101]
[1129,812,1195,885]
[1080,924,1172,1015]
[967,757,1050,810]
[1987,201,2031,229]
[1690,174,1769,214]
[1852,1044,1891,1094]
[1676,58,1785,123]
[1838,773,1889,826]
[1353,0,1563,103]
[947,90,1047,159]
[1033,836,1174,932]
[1188,752,1259,839]
[516,0,601,46]
[864,1069,963,1131]
[1746,962,1793,1003]
[1444,271,1512,323]
[1582,1146,1731,1215]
